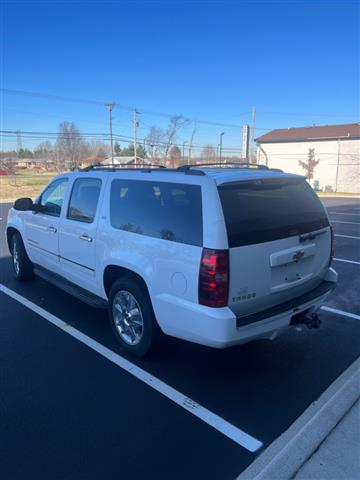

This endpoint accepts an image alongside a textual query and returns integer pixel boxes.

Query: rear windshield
[218,177,329,247]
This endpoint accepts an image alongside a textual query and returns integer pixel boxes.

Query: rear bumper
[154,268,337,348]
[236,278,337,328]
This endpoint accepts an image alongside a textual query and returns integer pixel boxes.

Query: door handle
[47,225,57,233]
[79,233,93,242]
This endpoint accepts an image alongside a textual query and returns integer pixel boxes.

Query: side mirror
[14,197,34,211]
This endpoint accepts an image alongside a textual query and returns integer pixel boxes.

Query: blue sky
[1,0,359,152]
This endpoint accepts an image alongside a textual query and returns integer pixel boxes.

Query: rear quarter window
[110,179,203,246]
[218,178,329,247]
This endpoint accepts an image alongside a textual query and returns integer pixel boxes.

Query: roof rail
[177,162,269,171]
[77,161,282,176]
[80,163,166,171]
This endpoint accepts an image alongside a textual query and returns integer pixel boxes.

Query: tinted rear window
[110,180,203,246]
[218,178,329,247]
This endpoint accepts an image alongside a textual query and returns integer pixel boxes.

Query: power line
[1,88,246,129]
[257,110,359,118]
[0,130,244,152]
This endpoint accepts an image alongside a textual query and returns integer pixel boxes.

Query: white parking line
[333,257,360,266]
[335,234,360,240]
[329,212,360,216]
[0,283,263,453]
[331,220,360,225]
[321,306,360,321]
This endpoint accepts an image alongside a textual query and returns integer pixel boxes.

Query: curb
[317,194,360,198]
[237,357,360,480]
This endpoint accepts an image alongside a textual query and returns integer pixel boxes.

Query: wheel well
[103,265,150,299]
[6,227,19,251]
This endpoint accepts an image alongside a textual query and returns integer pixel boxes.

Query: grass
[0,170,59,201]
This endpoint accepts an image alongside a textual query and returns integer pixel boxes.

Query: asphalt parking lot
[1,197,359,480]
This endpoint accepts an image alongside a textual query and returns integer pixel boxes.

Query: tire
[10,233,34,281]
[108,277,163,357]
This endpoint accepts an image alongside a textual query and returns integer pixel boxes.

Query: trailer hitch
[290,311,321,329]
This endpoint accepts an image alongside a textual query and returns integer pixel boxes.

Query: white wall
[257,139,360,193]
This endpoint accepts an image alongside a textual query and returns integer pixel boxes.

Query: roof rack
[77,161,283,176]
[177,162,269,171]
[77,163,206,175]
[79,163,166,172]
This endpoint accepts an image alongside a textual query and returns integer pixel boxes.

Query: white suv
[6,163,337,356]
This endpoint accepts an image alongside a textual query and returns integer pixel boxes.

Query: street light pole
[105,103,115,165]
[219,132,224,164]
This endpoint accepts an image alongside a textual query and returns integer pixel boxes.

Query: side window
[67,178,102,223]
[110,179,203,246]
[39,178,68,217]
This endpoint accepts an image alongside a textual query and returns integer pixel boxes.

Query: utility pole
[242,125,250,160]
[219,132,224,164]
[250,106,256,163]
[15,129,22,151]
[105,103,115,165]
[134,109,139,166]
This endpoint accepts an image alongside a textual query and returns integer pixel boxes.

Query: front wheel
[108,278,163,357]
[10,233,34,281]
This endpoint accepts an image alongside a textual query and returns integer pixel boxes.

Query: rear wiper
[299,230,326,242]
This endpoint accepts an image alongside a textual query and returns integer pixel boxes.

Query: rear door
[218,176,331,316]
[58,176,103,293]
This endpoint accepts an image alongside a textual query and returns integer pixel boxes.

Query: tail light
[329,226,335,267]
[199,248,229,308]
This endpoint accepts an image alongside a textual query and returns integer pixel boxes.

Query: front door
[58,177,103,294]
[24,177,69,272]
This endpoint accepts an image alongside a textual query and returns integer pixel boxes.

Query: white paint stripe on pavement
[321,306,360,321]
[333,257,360,265]
[331,220,360,225]
[335,234,360,240]
[329,212,360,216]
[0,283,263,453]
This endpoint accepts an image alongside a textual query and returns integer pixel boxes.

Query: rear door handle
[79,233,93,242]
[47,225,57,233]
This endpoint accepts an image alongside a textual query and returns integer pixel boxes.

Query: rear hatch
[217,175,331,317]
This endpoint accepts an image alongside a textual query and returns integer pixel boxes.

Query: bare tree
[144,116,189,165]
[55,121,83,170]
[0,153,16,175]
[144,126,164,163]
[188,122,197,164]
[34,141,54,170]
[163,115,189,164]
[298,148,320,180]
[92,141,110,161]
[168,145,182,168]
[200,144,216,163]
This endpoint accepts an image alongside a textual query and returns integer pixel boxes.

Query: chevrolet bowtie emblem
[293,250,305,262]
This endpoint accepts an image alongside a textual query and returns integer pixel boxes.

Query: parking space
[1,197,360,479]
[0,291,248,480]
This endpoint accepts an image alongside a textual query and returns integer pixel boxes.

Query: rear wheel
[10,233,34,281]
[108,278,163,357]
